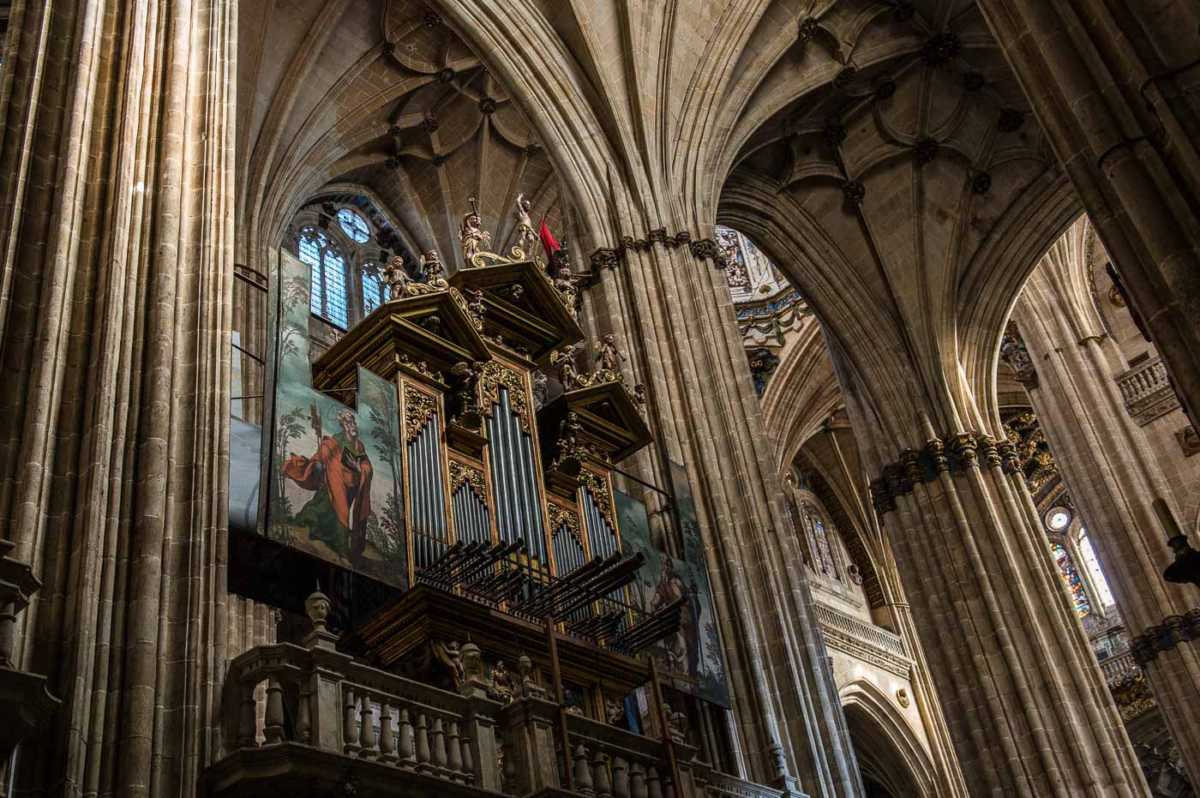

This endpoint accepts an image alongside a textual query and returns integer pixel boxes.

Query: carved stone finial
[303,584,338,650]
[459,641,488,698]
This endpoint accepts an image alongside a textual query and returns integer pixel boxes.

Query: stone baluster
[612,756,630,797]
[399,708,416,766]
[359,696,377,758]
[594,750,612,797]
[237,680,258,747]
[446,720,463,777]
[343,688,360,754]
[646,766,663,798]
[295,684,312,744]
[379,703,396,763]
[574,744,594,794]
[460,731,475,782]
[263,677,285,744]
[431,717,448,769]
[415,713,432,771]
[630,763,648,798]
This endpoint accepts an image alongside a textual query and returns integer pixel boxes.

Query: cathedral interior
[0,1,1199,796]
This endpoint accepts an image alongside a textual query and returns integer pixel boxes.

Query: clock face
[1047,508,1071,531]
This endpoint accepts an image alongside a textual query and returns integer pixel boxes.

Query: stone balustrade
[1099,651,1139,685]
[813,602,911,677]
[1115,356,1179,425]
[205,590,801,798]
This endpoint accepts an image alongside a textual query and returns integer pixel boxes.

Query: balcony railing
[1116,357,1179,426]
[205,591,804,798]
[813,602,911,677]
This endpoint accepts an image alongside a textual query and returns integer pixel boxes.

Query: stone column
[868,431,1147,796]
[1012,220,1200,784]
[586,234,864,797]
[0,1,236,795]
[976,0,1200,430]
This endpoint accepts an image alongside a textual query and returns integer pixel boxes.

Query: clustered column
[871,433,1146,796]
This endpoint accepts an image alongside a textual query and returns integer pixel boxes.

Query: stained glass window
[298,227,349,329]
[338,208,371,243]
[1077,531,1115,608]
[802,502,839,580]
[362,266,383,315]
[1051,542,1091,617]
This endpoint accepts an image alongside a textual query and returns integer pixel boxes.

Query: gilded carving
[548,502,582,543]
[404,385,438,442]
[480,361,530,433]
[591,333,627,385]
[449,459,486,500]
[579,470,613,526]
[551,345,591,391]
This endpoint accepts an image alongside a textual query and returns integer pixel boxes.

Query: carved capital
[948,433,979,473]
[923,438,949,474]
[589,248,621,271]
[996,440,1021,475]
[688,237,728,269]
[870,477,895,516]
[884,463,912,498]
[900,449,923,486]
[976,433,1001,469]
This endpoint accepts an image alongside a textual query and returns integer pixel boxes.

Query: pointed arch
[840,680,937,798]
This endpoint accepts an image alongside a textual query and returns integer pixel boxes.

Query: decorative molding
[813,602,911,678]
[999,322,1038,389]
[1176,425,1200,457]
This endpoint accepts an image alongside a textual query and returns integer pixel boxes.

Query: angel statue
[381,255,414,300]
[514,193,538,261]
[459,198,492,267]
[550,345,591,391]
[593,333,626,384]
[419,249,449,291]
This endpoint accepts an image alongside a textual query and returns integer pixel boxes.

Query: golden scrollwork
[449,459,486,500]
[479,360,530,433]
[404,385,438,442]
[451,287,485,332]
[579,470,613,527]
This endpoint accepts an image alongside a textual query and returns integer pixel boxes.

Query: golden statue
[459,197,491,267]
[592,333,626,384]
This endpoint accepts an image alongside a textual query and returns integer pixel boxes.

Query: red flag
[539,220,561,264]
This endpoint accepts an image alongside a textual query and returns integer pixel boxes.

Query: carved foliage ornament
[579,470,614,527]
[404,385,438,442]
[479,361,530,433]
[548,502,582,545]
[449,459,486,500]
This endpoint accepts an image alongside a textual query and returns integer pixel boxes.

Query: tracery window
[1077,529,1115,608]
[290,198,407,334]
[800,501,840,580]
[338,207,371,243]
[299,227,349,329]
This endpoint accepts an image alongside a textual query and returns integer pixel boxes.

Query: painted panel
[617,479,730,707]
[264,250,407,588]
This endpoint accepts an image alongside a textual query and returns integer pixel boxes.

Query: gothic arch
[840,680,937,798]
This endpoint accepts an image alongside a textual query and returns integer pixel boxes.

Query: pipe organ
[308,209,680,717]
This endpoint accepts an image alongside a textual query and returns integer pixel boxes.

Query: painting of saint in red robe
[283,406,374,566]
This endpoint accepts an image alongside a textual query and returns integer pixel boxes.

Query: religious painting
[264,250,407,588]
[617,483,730,708]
